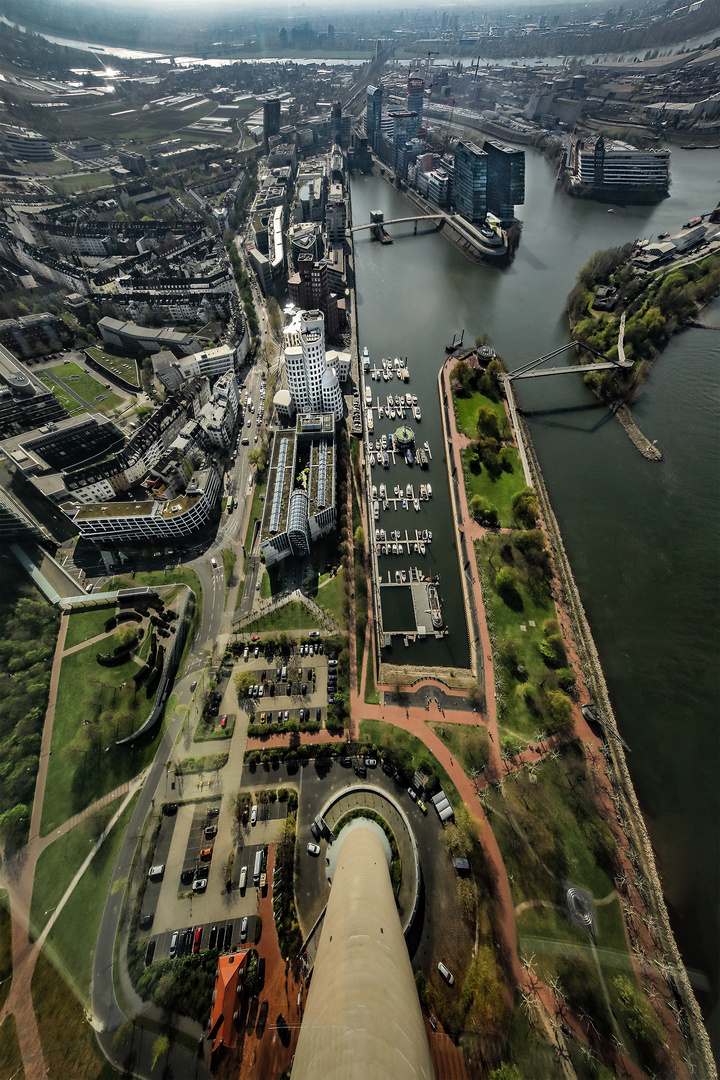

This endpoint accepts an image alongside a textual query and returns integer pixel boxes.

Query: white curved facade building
[283,309,345,422]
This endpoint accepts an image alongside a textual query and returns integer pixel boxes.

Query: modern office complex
[484,139,526,223]
[567,135,671,196]
[283,311,345,421]
[263,98,281,149]
[151,343,238,391]
[366,85,384,152]
[389,112,418,175]
[453,140,489,223]
[292,826,433,1080]
[68,465,221,543]
[98,318,201,357]
[406,76,425,130]
[259,412,336,567]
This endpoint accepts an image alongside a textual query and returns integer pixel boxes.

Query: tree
[151,1035,169,1070]
[234,671,255,698]
[544,689,573,733]
[490,1064,522,1080]
[511,488,539,528]
[495,567,522,609]
[477,406,500,440]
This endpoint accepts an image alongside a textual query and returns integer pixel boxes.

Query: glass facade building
[484,139,525,223]
[452,140,488,224]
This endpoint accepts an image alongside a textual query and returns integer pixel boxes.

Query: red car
[220,714,227,728]
[193,927,202,953]
[251,635,260,642]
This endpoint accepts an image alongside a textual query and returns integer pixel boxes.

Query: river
[350,148,719,1056]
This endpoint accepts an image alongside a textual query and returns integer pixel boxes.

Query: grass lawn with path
[40,794,138,1008]
[32,951,117,1080]
[40,638,156,835]
[63,605,117,650]
[0,1014,23,1080]
[242,601,319,633]
[0,889,11,1012]
[314,567,346,623]
[359,718,460,806]
[51,171,114,195]
[30,800,119,937]
[461,445,526,528]
[429,722,489,778]
[453,388,509,439]
[176,753,228,775]
[475,535,562,742]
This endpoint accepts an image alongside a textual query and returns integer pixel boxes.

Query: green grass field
[429,722,489,777]
[39,375,84,415]
[41,365,123,416]
[63,606,116,650]
[39,639,153,835]
[32,952,118,1080]
[0,890,11,1013]
[461,445,526,527]
[475,535,561,741]
[51,171,114,195]
[359,719,460,806]
[315,567,346,623]
[40,794,137,1008]
[453,388,509,439]
[30,800,119,937]
[363,647,380,705]
[85,348,140,388]
[177,753,228,775]
[242,601,319,633]
[0,1014,23,1080]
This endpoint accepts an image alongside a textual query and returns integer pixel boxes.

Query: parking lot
[236,640,339,725]
[136,800,287,965]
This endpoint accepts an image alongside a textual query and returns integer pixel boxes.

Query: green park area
[475,531,574,744]
[242,601,319,634]
[0,1014,23,1080]
[39,629,160,836]
[430,722,490,779]
[85,347,140,388]
[314,567,346,623]
[453,386,509,440]
[483,743,664,1074]
[30,798,120,937]
[51,171,115,196]
[461,444,526,528]
[359,719,460,806]
[64,605,117,650]
[39,363,122,416]
[39,794,138,1008]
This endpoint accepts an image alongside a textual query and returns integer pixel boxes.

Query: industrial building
[259,412,336,568]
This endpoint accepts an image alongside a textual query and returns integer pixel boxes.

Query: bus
[253,849,263,885]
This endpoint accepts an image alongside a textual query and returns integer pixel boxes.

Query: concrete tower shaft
[292,827,434,1080]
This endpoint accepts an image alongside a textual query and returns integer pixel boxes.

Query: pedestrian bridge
[351,213,450,233]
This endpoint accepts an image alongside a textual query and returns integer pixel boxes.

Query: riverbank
[519,413,717,1079]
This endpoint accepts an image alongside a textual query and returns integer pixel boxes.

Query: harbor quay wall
[519,414,716,1080]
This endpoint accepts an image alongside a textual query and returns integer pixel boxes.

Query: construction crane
[425,50,439,78]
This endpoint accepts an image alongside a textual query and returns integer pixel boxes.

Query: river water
[350,149,719,1055]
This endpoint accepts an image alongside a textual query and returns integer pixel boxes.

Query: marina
[360,347,446,644]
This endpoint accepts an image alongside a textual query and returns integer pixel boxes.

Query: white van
[253,849,262,885]
[280,665,287,682]
[240,866,247,890]
[148,864,164,880]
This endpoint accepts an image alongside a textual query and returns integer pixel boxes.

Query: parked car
[250,804,258,826]
[139,913,154,930]
[310,821,320,841]
[340,757,352,768]
[316,707,322,722]
[207,807,219,817]
[181,868,194,885]
[381,762,394,776]
[240,916,248,942]
[307,843,321,856]
[204,825,218,838]
[169,931,179,958]
[193,926,203,952]
[193,878,208,893]
[200,846,213,861]
[148,864,165,880]
[240,866,247,889]
[365,758,377,768]
[438,962,455,986]
[220,714,228,728]
[209,926,218,950]
[407,787,417,802]
[163,803,178,815]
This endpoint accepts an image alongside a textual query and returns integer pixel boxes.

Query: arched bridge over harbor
[351,212,451,233]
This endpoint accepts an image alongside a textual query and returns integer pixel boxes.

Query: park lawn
[106,569,202,636]
[244,482,266,551]
[30,800,119,937]
[359,718,460,807]
[51,171,114,195]
[177,753,228,775]
[315,567,346,623]
[193,715,234,742]
[32,953,117,1080]
[63,605,116,650]
[453,388,509,439]
[39,640,152,835]
[39,377,83,416]
[0,890,11,1013]
[0,1014,23,1080]
[475,536,559,742]
[429,722,489,777]
[243,601,319,633]
[259,570,272,599]
[221,548,237,591]
[41,793,137,1008]
[461,446,526,528]
[85,347,139,387]
[48,366,106,399]
[363,647,380,705]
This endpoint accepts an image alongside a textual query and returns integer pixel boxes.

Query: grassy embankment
[36,793,138,1009]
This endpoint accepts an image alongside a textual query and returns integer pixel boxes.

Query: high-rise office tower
[389,111,418,175]
[406,76,425,131]
[453,139,488,223]
[283,310,344,421]
[263,98,281,151]
[484,139,525,222]
[366,85,383,152]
